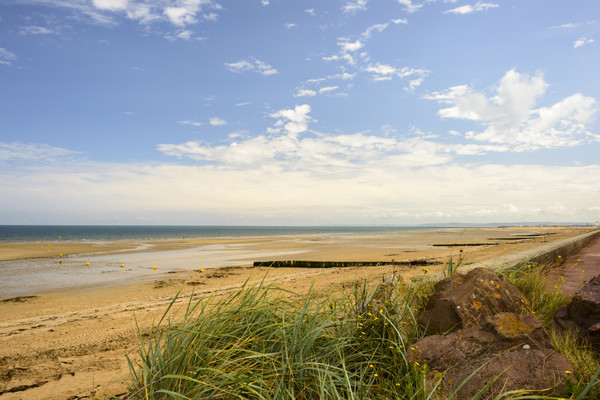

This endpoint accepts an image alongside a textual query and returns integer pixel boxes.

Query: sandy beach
[0,226,595,399]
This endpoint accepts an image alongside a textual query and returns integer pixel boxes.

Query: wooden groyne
[252,259,442,268]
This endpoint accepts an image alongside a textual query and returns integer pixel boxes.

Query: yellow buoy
[86,262,90,267]
[121,264,125,268]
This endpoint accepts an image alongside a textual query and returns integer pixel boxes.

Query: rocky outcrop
[554,274,600,348]
[417,268,531,335]
[408,312,573,399]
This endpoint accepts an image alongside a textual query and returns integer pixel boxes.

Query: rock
[408,312,573,399]
[417,268,532,335]
[554,274,600,348]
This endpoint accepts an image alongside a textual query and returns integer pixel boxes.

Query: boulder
[554,274,600,348]
[408,312,573,399]
[417,267,532,335]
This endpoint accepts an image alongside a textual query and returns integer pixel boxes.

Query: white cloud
[285,23,297,29]
[343,0,368,13]
[225,58,278,75]
[362,23,388,40]
[552,23,577,29]
[269,104,312,137]
[338,40,364,52]
[406,77,425,92]
[396,0,422,13]
[236,101,251,106]
[365,63,430,88]
[203,12,218,21]
[157,130,451,170]
[319,86,339,94]
[0,142,78,162]
[445,1,498,14]
[305,8,316,16]
[93,0,128,11]
[25,0,217,28]
[178,120,203,127]
[392,18,408,25]
[261,0,269,5]
[4,160,600,224]
[425,69,599,151]
[164,7,197,26]
[176,30,193,40]
[334,72,356,80]
[574,36,594,48]
[295,89,317,97]
[0,48,17,66]
[365,63,397,75]
[209,117,227,126]
[19,25,55,35]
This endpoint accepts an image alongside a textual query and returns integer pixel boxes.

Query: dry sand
[0,226,594,399]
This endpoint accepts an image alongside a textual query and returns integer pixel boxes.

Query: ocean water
[0,225,425,242]
[0,225,434,299]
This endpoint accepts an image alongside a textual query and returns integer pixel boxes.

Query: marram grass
[124,263,600,400]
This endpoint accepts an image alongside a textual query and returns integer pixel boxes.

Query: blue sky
[1,0,599,225]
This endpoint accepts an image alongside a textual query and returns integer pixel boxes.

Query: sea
[0,225,426,242]
[0,225,432,299]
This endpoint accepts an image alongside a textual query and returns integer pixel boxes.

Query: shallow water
[0,242,306,299]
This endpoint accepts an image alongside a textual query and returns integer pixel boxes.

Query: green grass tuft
[124,263,600,399]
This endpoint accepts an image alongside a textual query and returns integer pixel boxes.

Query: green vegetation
[124,260,600,399]
[506,261,600,399]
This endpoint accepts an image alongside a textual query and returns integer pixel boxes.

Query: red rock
[417,268,531,335]
[409,312,573,399]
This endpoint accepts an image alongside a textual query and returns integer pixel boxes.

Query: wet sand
[0,226,594,399]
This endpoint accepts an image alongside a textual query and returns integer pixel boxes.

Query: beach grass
[124,261,600,400]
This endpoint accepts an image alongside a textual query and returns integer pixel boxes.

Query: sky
[0,0,599,226]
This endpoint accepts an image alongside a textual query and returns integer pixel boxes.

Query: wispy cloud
[319,86,339,94]
[396,0,422,14]
[444,1,498,15]
[295,89,317,97]
[343,0,368,14]
[18,25,56,35]
[551,23,578,29]
[209,117,227,126]
[178,120,203,127]
[225,58,278,75]
[0,142,78,162]
[365,63,430,89]
[15,0,220,28]
[574,36,594,48]
[0,48,17,66]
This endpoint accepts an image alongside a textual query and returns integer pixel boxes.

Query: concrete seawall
[460,228,600,273]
